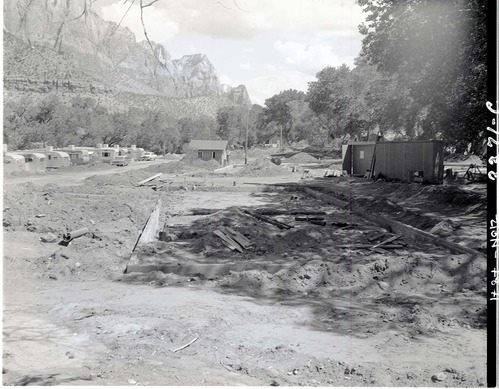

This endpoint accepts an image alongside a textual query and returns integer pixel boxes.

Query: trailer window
[198,151,203,158]
[359,151,364,159]
[212,152,216,159]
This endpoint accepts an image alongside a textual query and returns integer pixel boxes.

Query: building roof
[5,153,26,162]
[189,140,228,150]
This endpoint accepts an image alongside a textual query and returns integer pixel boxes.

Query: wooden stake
[173,336,199,353]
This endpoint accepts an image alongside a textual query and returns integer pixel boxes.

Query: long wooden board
[221,227,252,249]
[214,230,244,253]
[138,173,162,186]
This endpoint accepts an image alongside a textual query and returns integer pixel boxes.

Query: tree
[307,64,371,140]
[358,0,487,153]
[261,89,306,142]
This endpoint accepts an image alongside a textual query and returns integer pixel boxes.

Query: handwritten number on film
[486,102,498,180]
[487,102,498,301]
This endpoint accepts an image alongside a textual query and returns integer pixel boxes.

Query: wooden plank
[138,173,162,186]
[125,199,162,273]
[222,227,252,249]
[242,209,293,230]
[213,230,237,250]
[371,247,389,254]
[135,199,162,248]
[371,234,402,249]
[213,230,243,253]
[367,232,386,242]
[310,220,326,226]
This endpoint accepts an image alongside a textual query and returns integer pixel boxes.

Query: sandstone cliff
[3,0,251,108]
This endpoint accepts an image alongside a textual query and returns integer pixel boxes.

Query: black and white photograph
[2,0,496,386]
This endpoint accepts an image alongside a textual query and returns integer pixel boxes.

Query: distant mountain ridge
[3,0,251,113]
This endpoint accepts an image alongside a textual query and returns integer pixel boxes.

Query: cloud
[243,47,255,53]
[274,41,354,74]
[101,3,179,43]
[97,0,365,40]
[264,64,276,71]
[240,63,254,70]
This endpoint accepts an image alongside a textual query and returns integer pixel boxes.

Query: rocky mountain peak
[3,0,251,105]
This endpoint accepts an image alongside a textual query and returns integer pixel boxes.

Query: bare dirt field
[2,155,487,386]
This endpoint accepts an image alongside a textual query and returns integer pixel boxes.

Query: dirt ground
[2,155,487,386]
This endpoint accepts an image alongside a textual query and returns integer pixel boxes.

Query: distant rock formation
[3,0,250,103]
[224,84,252,106]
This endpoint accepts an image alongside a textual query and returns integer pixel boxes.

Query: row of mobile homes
[342,140,444,183]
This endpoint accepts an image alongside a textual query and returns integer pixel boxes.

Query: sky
[96,0,367,105]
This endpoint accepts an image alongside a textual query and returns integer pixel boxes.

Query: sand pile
[285,152,318,163]
[232,158,287,177]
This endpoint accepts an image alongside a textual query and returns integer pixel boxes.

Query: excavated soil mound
[232,158,287,177]
[285,152,318,163]
[83,169,153,186]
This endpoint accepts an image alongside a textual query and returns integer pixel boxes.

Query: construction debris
[173,336,199,353]
[242,209,293,230]
[138,173,162,186]
[62,227,90,242]
[213,229,244,253]
[370,235,402,250]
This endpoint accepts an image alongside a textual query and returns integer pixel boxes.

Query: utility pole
[245,108,249,165]
[280,124,283,152]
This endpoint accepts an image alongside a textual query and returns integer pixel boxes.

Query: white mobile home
[19,152,47,173]
[57,146,90,166]
[4,153,26,175]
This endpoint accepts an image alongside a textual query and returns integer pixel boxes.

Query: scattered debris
[243,209,293,230]
[214,229,244,253]
[173,336,199,353]
[137,173,162,186]
[370,235,402,250]
[431,372,447,382]
[40,233,58,243]
[63,227,90,242]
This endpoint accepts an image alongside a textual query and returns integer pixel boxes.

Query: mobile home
[4,153,26,175]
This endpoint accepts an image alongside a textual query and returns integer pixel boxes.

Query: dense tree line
[3,94,220,154]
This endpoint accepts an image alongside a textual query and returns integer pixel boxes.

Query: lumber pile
[213,226,253,252]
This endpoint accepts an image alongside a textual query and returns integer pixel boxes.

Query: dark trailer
[342,140,444,183]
